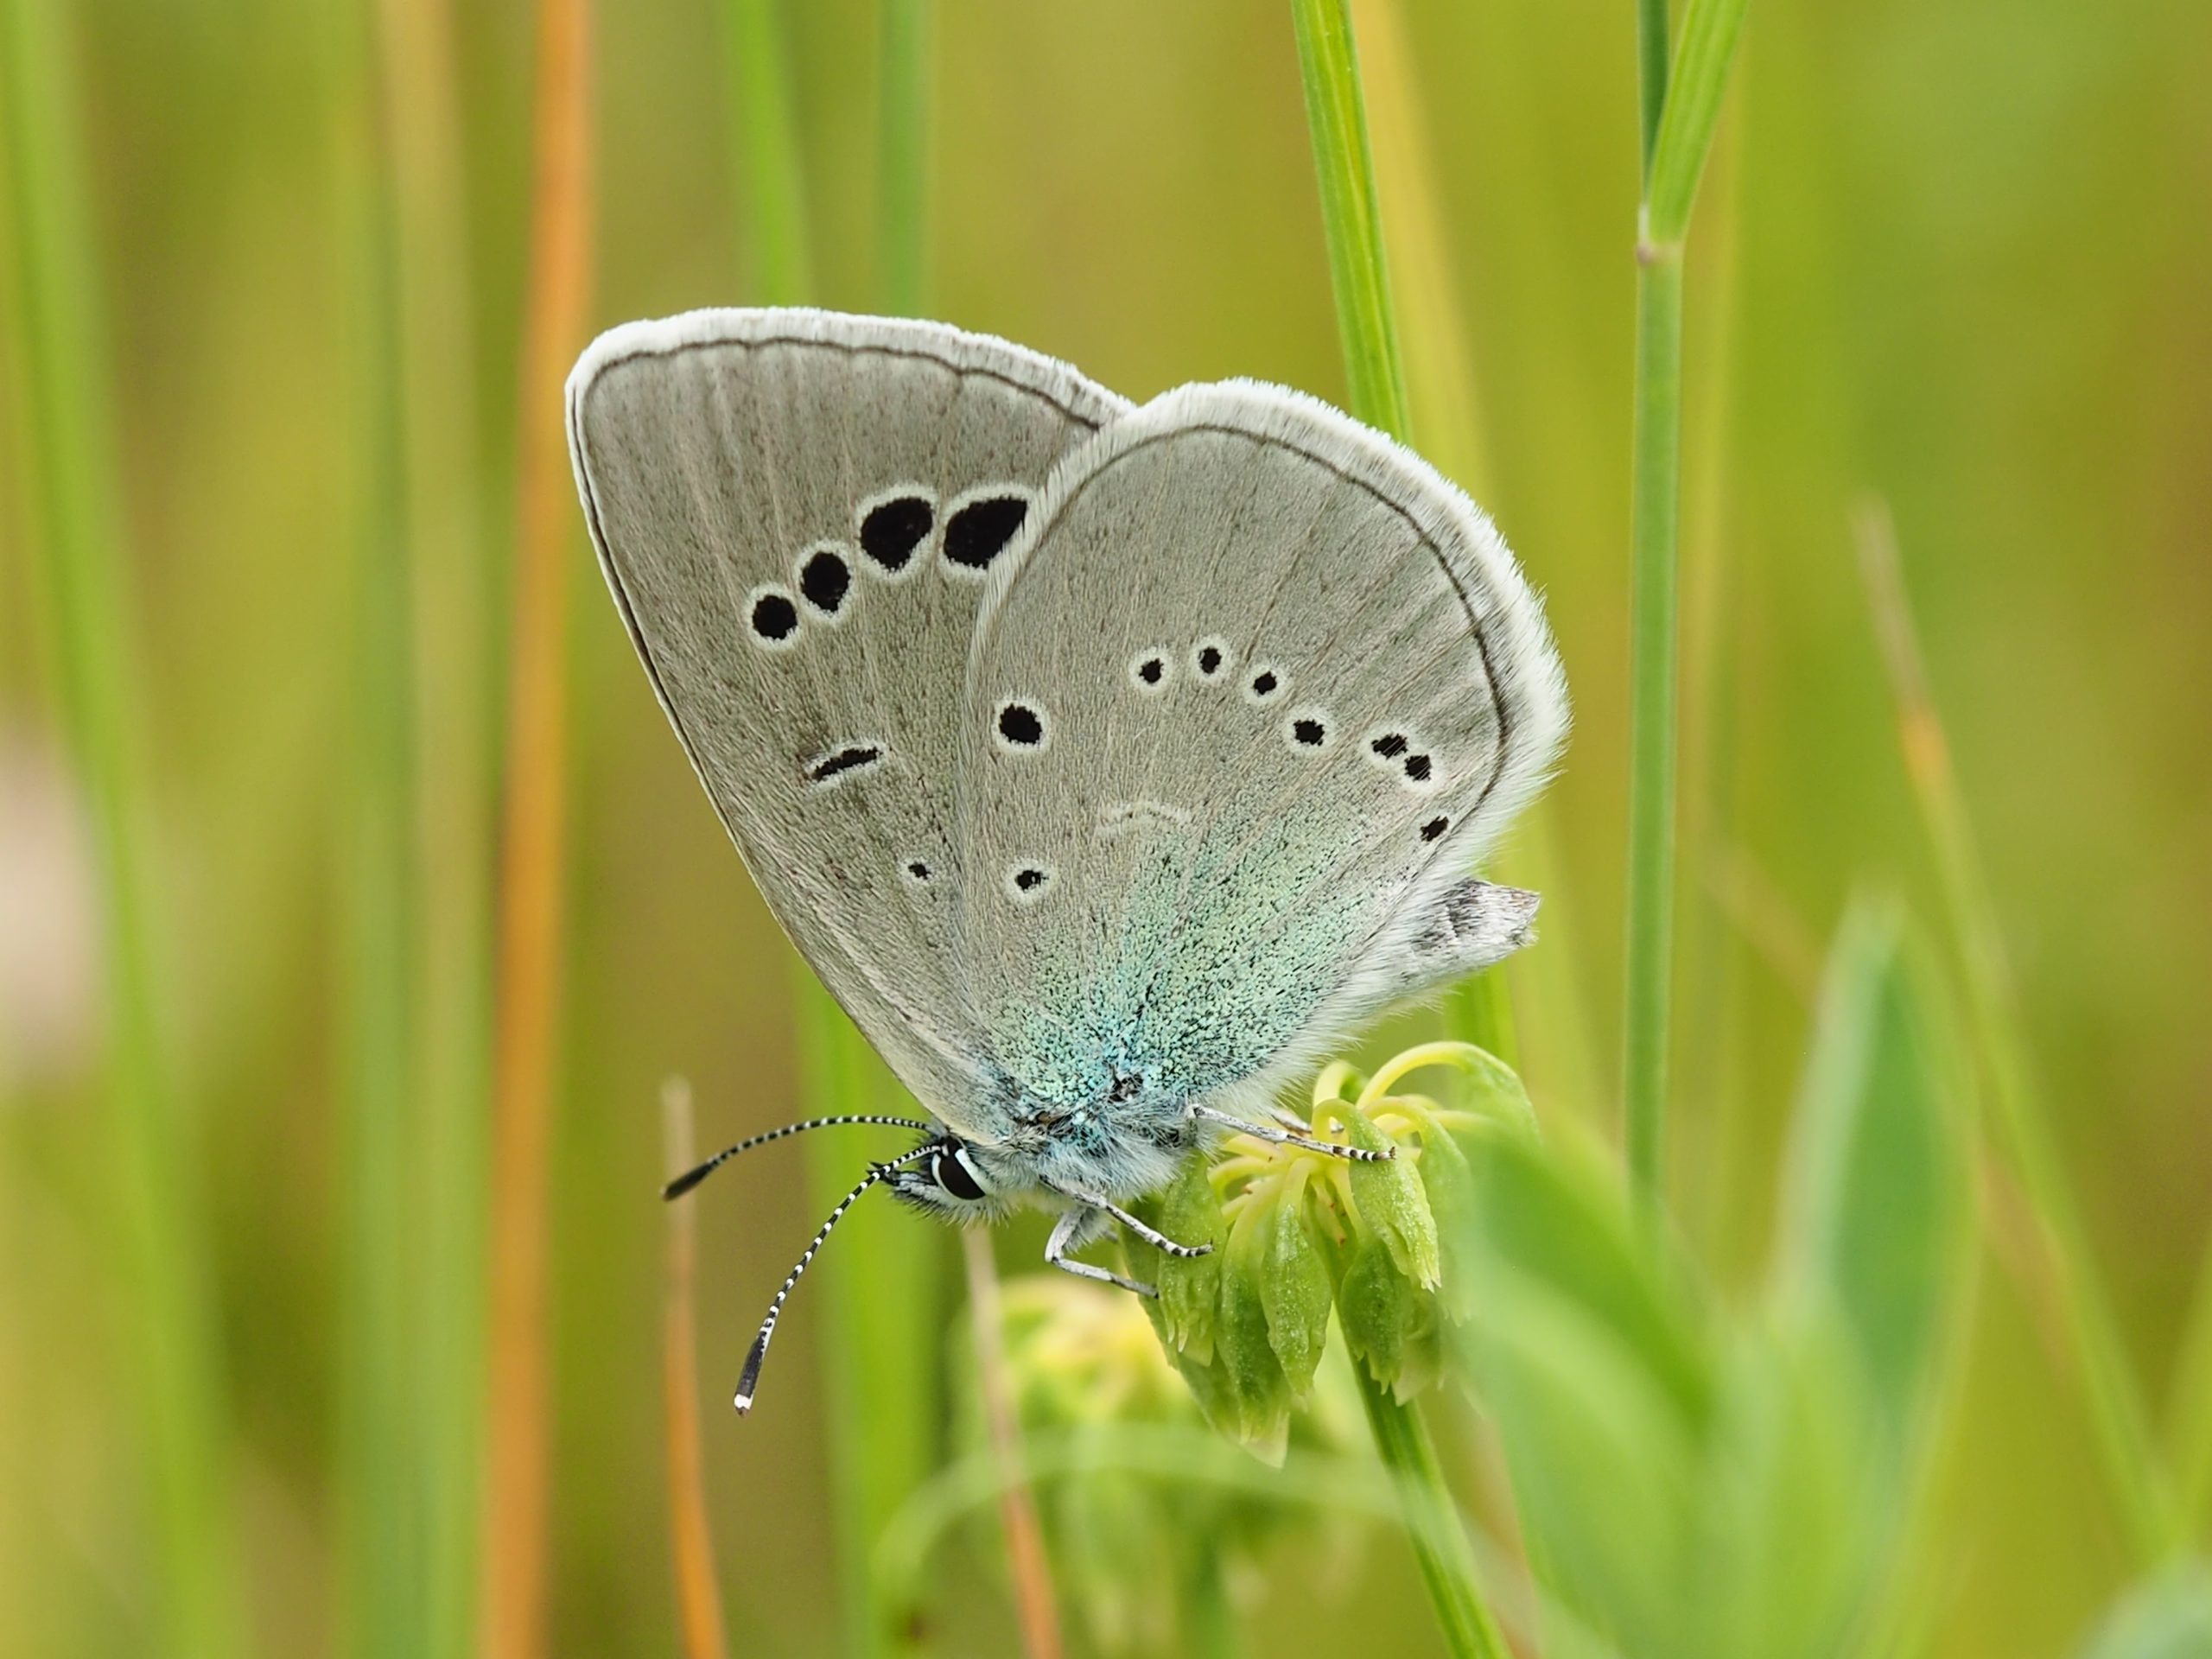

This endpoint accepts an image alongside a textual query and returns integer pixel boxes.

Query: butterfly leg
[1045,1182,1214,1264]
[1185,1103,1396,1162]
[1045,1205,1156,1298]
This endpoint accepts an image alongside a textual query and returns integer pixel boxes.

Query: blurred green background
[3,0,2209,1655]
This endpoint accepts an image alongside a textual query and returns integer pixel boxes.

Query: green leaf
[1464,1127,1712,1433]
[1692,1313,1885,1659]
[1643,0,1752,244]
[1783,899,1972,1459]
[1462,1262,1704,1656]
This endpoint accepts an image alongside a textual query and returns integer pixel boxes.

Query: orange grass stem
[480,0,592,1653]
[663,1084,731,1659]
[961,1232,1065,1659]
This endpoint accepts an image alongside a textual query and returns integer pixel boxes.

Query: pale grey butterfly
[565,308,1568,1411]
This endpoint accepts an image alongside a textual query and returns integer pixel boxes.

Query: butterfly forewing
[567,308,1130,1116]
[954,381,1568,1113]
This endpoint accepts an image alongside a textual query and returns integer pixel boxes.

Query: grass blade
[1643,0,1751,248]
[480,0,593,1652]
[0,2,246,1653]
[372,0,495,1647]
[1289,0,1409,439]
[1782,899,1973,1455]
[1852,499,2183,1563]
[724,0,815,304]
[327,0,428,1647]
[1637,0,1669,178]
[877,0,931,318]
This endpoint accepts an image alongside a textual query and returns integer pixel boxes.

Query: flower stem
[1622,246,1682,1216]
[1352,1364,1510,1659]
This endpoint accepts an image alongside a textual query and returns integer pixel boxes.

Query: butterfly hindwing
[953,380,1568,1116]
[567,308,1130,1118]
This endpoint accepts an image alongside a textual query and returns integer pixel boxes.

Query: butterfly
[566,308,1568,1409]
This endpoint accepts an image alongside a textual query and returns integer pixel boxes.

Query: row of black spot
[747,489,1032,647]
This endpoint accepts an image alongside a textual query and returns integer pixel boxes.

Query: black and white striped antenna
[660,1113,934,1199]
[733,1145,933,1414]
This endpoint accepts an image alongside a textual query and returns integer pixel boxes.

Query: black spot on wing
[944,495,1028,570]
[799,548,851,614]
[807,744,881,785]
[859,496,932,572]
[751,590,798,642]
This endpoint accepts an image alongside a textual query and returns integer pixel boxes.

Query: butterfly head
[885,1134,1009,1220]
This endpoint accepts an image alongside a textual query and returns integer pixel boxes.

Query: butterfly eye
[934,1149,986,1202]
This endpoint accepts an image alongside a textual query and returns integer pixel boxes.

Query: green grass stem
[1622,0,1747,1217]
[1622,250,1682,1214]
[329,0,429,1647]
[876,0,931,318]
[0,1,246,1654]
[372,0,495,1647]
[724,0,816,305]
[1352,1364,1513,1659]
[1289,0,1409,440]
[724,5,946,1648]
[1853,501,2184,1564]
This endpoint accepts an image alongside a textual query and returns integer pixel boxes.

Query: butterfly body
[568,308,1567,1403]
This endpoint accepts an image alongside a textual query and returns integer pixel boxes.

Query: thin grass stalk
[480,0,591,1653]
[1289,9,1516,1651]
[1621,0,1748,1219]
[331,0,427,1646]
[663,1084,732,1659]
[724,0,815,303]
[1620,249,1681,1214]
[960,1230,1065,1659]
[1852,500,2183,1564]
[0,3,245,1654]
[372,0,494,1646]
[719,5,946,1649]
[876,0,931,319]
[1351,1363,1511,1659]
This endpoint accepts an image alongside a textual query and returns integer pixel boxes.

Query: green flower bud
[1135,1149,1226,1363]
[1216,1245,1294,1461]
[1340,1096,1442,1289]
[1254,1168,1335,1397]
[1336,1232,1416,1388]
